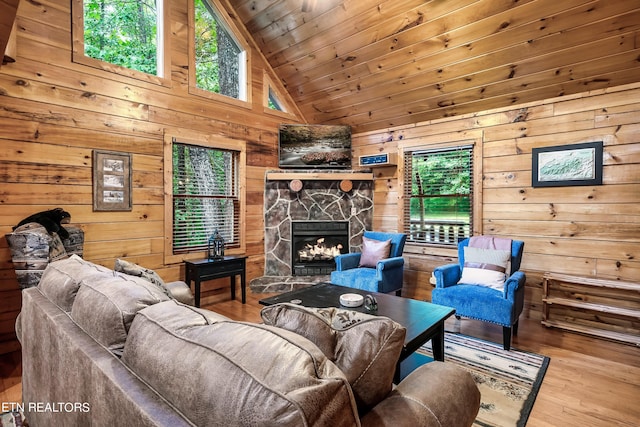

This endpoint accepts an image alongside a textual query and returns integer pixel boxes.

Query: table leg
[185,266,201,308]
[241,272,246,304]
[194,278,201,308]
[230,275,236,301]
[431,323,446,362]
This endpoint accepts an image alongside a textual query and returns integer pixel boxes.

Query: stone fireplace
[252,170,373,292]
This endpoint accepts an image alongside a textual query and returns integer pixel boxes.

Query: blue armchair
[330,231,407,295]
[431,237,525,350]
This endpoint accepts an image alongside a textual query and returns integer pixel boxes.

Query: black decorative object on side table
[208,230,225,260]
[184,256,247,307]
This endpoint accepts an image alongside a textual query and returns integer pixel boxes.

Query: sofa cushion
[38,254,112,311]
[358,236,392,268]
[330,268,381,293]
[70,272,170,356]
[261,303,406,413]
[123,301,360,427]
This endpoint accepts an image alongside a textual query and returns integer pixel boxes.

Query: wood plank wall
[0,0,303,354]
[352,83,640,321]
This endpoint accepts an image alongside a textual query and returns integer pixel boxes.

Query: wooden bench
[542,272,640,346]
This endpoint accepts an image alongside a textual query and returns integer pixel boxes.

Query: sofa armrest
[334,253,361,271]
[433,264,462,288]
[361,362,480,427]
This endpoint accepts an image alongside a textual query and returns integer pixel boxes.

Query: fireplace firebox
[291,221,349,276]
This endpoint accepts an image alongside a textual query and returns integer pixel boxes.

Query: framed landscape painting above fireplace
[278,124,351,169]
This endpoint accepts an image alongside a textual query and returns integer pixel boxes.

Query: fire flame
[298,237,343,261]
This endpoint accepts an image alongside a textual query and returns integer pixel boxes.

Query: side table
[184,256,247,307]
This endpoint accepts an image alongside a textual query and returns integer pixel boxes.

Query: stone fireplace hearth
[250,170,374,293]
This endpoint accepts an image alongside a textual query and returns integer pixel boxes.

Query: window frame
[163,129,246,265]
[262,72,297,119]
[268,87,285,112]
[188,0,251,107]
[71,0,171,87]
[399,139,482,251]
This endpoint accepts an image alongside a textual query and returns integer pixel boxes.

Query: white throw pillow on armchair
[458,246,511,290]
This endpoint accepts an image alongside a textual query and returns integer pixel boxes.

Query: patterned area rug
[417,333,549,427]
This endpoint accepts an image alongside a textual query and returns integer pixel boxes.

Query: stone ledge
[250,275,331,294]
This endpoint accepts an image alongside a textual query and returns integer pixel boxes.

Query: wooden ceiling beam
[0,0,20,65]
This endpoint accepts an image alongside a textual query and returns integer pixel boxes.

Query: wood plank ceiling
[229,0,640,133]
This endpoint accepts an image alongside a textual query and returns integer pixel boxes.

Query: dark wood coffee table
[259,282,455,381]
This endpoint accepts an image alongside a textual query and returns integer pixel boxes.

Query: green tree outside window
[83,0,159,75]
[172,143,239,252]
[404,147,473,245]
[194,0,243,99]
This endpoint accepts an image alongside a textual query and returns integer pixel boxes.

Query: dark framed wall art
[532,141,603,188]
[92,150,132,211]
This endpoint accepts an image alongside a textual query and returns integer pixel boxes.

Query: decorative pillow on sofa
[260,303,406,413]
[114,259,194,305]
[358,236,392,268]
[458,246,511,290]
[114,258,171,296]
[70,272,171,356]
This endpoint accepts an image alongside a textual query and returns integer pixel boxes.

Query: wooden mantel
[266,171,373,181]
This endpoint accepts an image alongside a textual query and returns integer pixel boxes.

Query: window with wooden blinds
[403,145,473,246]
[172,141,240,253]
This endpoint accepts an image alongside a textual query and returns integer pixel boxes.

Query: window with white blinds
[403,145,473,246]
[172,142,239,253]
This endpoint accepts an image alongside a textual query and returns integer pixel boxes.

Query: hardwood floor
[1,286,639,426]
